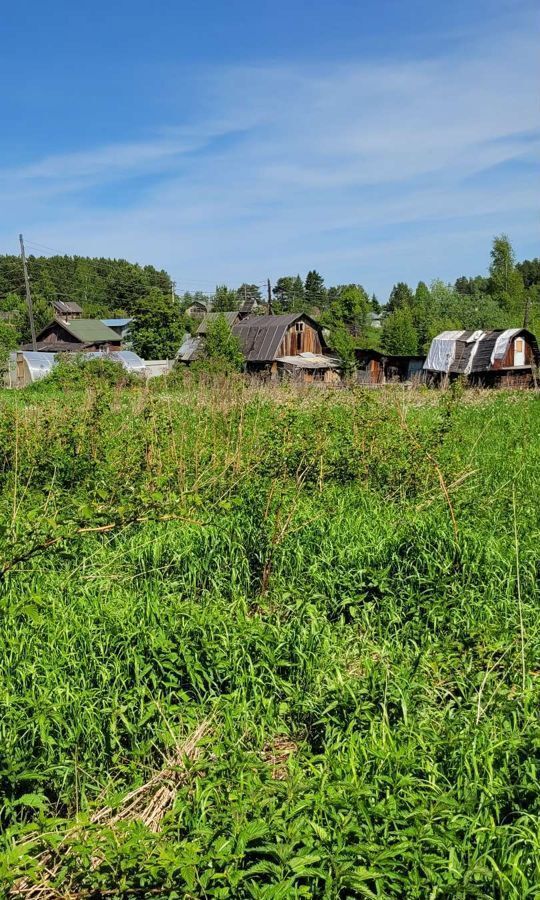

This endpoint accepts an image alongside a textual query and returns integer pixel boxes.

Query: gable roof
[196,311,239,334]
[53,300,83,315]
[50,318,122,344]
[424,329,539,374]
[233,313,322,362]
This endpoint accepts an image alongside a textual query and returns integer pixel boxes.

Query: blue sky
[1,0,538,299]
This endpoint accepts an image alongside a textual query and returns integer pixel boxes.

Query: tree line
[0,235,538,362]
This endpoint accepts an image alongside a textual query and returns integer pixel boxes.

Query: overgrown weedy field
[0,375,539,898]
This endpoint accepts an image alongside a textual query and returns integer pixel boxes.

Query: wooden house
[22,318,122,353]
[52,300,83,319]
[424,329,540,386]
[355,349,426,384]
[185,300,210,319]
[232,313,339,380]
[176,312,341,381]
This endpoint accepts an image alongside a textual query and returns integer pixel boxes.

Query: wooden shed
[424,329,540,386]
[355,350,426,384]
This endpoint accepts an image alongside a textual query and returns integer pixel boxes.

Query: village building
[185,296,263,321]
[185,299,210,319]
[424,329,540,386]
[176,311,241,363]
[176,311,341,380]
[367,311,383,329]
[233,313,341,381]
[22,317,122,353]
[355,349,426,384]
[101,318,133,342]
[52,300,83,319]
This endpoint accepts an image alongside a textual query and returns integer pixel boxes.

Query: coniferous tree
[213,285,238,312]
[488,235,525,318]
[236,284,262,307]
[517,258,540,289]
[304,270,327,310]
[273,276,305,312]
[387,282,414,312]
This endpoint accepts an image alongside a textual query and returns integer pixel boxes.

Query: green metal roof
[61,319,122,343]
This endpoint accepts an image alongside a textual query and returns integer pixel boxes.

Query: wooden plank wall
[277,323,322,357]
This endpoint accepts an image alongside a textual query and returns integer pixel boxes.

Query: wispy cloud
[1,16,537,296]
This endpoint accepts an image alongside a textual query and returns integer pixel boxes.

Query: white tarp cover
[424,331,465,372]
[490,329,521,366]
[462,330,486,374]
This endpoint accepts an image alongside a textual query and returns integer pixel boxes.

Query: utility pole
[523,294,531,329]
[171,280,176,305]
[267,278,273,315]
[19,233,37,351]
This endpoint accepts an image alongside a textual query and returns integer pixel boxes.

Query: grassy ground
[0,376,539,898]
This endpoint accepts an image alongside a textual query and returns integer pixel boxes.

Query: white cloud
[0,17,538,296]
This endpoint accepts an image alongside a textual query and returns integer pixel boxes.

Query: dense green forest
[1,236,539,360]
[0,254,174,352]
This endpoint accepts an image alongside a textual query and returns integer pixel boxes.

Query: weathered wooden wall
[493,335,535,369]
[276,322,322,357]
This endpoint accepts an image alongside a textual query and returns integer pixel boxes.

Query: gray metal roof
[53,300,82,315]
[233,313,316,362]
[196,311,239,335]
[176,334,203,362]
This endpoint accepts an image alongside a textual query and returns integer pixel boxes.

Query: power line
[19,234,37,351]
[22,239,268,291]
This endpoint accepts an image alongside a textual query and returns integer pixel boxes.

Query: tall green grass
[0,380,539,897]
